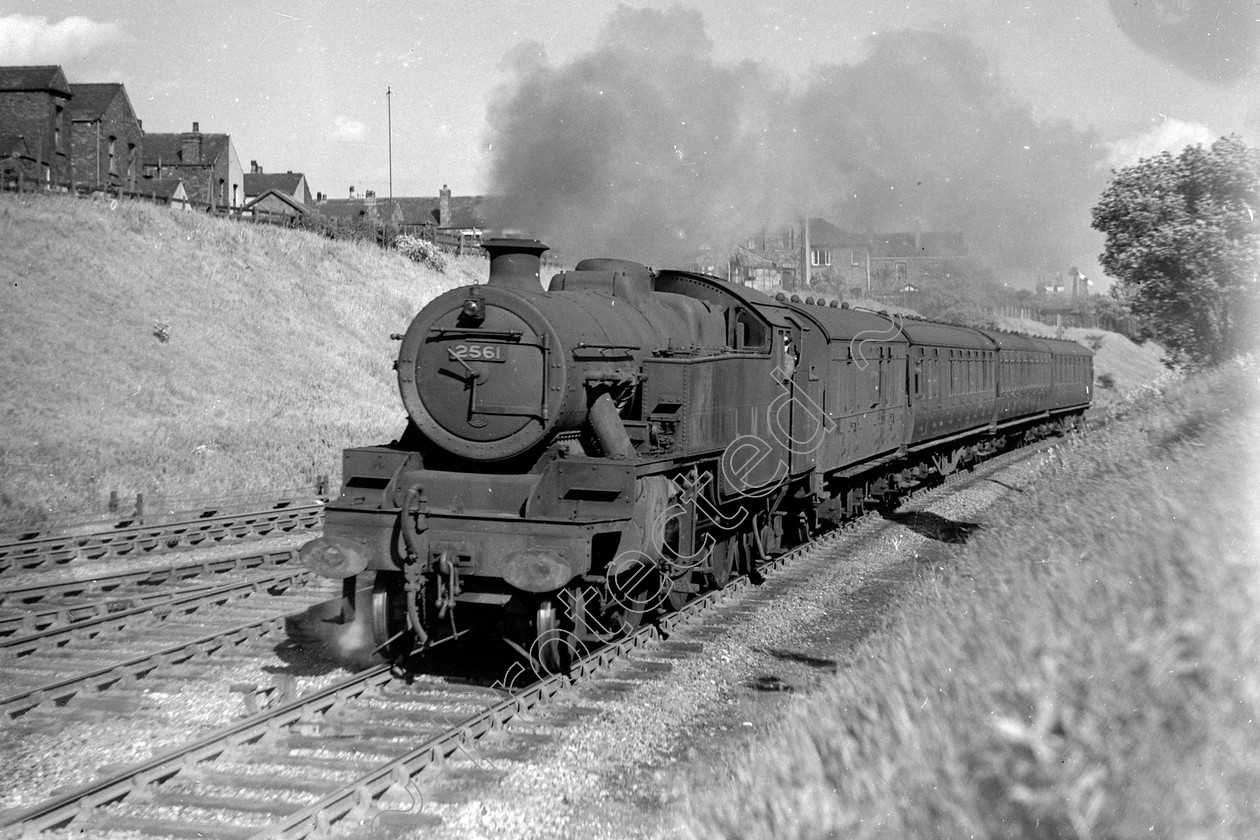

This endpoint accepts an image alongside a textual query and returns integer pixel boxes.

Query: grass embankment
[0,192,482,526]
[685,361,1260,839]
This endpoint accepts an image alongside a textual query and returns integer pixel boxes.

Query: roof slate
[0,65,71,95]
[135,178,187,199]
[244,172,304,198]
[244,188,309,215]
[316,193,495,228]
[68,83,128,121]
[142,132,231,166]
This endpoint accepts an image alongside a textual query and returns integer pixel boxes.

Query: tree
[1091,136,1259,366]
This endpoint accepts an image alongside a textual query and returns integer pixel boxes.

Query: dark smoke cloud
[485,6,1106,282]
[1108,0,1260,85]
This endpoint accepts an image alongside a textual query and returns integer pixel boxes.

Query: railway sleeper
[85,813,258,840]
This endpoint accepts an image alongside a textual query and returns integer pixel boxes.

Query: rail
[0,431,1064,838]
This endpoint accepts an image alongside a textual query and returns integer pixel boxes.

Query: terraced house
[69,82,142,192]
[142,122,243,210]
[0,65,73,185]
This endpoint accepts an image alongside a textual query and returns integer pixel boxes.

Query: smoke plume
[485,7,1107,282]
[1107,0,1260,85]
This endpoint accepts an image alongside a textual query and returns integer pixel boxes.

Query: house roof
[870,231,967,259]
[135,178,187,200]
[316,193,494,228]
[730,244,786,268]
[803,219,967,257]
[244,172,305,199]
[806,218,855,247]
[0,65,71,96]
[244,188,309,215]
[142,132,231,167]
[68,82,133,122]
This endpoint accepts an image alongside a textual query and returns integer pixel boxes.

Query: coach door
[780,321,826,477]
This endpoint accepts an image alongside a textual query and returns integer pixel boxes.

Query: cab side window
[727,307,770,352]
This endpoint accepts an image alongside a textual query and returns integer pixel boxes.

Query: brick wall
[70,96,143,190]
[0,90,71,182]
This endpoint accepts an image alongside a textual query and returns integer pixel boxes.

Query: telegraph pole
[386,87,393,207]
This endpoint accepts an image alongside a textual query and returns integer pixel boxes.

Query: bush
[394,234,449,273]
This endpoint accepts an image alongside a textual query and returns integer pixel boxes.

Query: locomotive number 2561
[450,343,503,361]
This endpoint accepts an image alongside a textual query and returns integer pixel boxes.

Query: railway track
[0,499,324,575]
[0,548,303,610]
[0,436,1061,838]
[0,550,313,656]
[2,609,297,718]
[0,575,751,839]
[0,565,318,660]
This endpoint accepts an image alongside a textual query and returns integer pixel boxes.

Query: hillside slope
[0,192,479,524]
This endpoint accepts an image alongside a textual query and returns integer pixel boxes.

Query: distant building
[68,82,143,192]
[0,65,73,185]
[316,184,491,249]
[244,161,313,206]
[134,177,191,210]
[726,218,969,298]
[243,188,309,219]
[142,122,244,210]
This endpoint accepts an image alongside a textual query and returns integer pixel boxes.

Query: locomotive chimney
[483,238,549,291]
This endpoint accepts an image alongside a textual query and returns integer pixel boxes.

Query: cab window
[728,307,770,351]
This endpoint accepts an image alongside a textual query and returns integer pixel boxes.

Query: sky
[1,0,1256,285]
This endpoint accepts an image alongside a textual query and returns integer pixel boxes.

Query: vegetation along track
[0,499,325,575]
[0,431,1061,839]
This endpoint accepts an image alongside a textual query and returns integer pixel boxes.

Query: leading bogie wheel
[704,534,734,590]
[534,598,569,674]
[371,571,414,659]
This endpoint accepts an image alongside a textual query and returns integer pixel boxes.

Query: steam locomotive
[289,238,1092,668]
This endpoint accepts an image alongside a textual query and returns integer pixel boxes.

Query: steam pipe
[588,392,635,460]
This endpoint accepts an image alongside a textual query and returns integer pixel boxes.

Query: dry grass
[684,359,1260,839]
[0,192,482,525]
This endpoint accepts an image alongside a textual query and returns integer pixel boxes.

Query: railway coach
[288,239,1091,669]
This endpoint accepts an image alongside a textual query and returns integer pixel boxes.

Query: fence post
[108,490,119,514]
[135,492,145,521]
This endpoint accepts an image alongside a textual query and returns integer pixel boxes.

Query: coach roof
[896,319,996,351]
[782,302,910,345]
[974,328,1050,354]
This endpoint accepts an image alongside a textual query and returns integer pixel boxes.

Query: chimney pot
[439,184,452,228]
[192,121,199,133]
